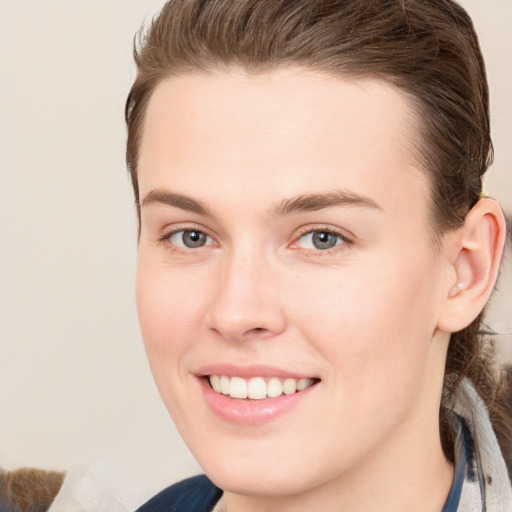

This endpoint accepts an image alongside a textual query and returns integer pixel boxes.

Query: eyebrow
[140,188,382,217]
[140,189,210,215]
[272,190,382,216]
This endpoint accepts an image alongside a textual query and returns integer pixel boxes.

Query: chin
[205,464,314,498]
[189,437,330,499]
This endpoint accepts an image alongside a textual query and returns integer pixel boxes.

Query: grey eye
[181,230,207,248]
[169,229,211,248]
[297,230,345,251]
[312,231,340,250]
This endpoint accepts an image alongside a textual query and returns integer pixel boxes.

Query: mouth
[197,365,321,424]
[208,375,318,400]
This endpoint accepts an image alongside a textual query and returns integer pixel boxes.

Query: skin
[136,68,461,512]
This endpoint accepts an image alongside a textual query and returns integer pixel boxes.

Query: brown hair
[125,0,511,467]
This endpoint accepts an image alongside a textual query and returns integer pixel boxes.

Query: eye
[296,229,347,251]
[168,229,213,249]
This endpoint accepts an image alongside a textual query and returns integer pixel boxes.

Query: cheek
[288,251,440,386]
[135,259,208,368]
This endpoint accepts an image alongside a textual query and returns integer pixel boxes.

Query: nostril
[205,293,288,341]
[246,327,270,337]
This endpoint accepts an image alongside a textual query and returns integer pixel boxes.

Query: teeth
[247,377,267,400]
[267,377,283,398]
[282,378,297,395]
[210,375,221,393]
[220,375,230,395]
[208,375,315,399]
[229,377,247,399]
[297,378,310,391]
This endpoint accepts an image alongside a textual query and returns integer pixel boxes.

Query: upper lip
[195,364,319,380]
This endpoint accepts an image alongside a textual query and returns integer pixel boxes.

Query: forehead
[138,68,429,223]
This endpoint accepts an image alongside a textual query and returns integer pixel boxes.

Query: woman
[126,1,512,510]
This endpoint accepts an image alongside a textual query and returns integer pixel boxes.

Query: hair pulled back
[125,0,511,471]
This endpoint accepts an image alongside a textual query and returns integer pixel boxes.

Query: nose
[204,248,287,342]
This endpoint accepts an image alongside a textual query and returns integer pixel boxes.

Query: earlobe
[437,198,507,333]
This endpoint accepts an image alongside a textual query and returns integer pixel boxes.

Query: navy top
[135,474,222,512]
[442,417,474,512]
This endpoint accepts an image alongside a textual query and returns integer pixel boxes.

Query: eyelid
[289,225,353,252]
[158,223,218,248]
[170,230,215,248]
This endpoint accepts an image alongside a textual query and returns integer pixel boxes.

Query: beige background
[0,0,510,494]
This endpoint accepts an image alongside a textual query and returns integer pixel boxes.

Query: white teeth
[267,377,283,398]
[229,377,247,399]
[247,377,267,400]
[282,378,297,395]
[208,375,315,399]
[297,378,311,391]
[220,375,230,395]
[210,375,221,393]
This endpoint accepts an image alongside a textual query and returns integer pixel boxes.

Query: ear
[437,198,507,333]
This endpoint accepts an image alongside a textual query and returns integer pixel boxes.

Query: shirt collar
[442,377,512,512]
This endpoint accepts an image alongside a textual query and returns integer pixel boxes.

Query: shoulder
[135,474,223,512]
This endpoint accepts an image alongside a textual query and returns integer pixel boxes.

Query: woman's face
[136,68,452,498]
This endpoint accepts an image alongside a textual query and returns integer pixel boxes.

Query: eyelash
[158,225,353,256]
[290,226,352,256]
[158,226,215,253]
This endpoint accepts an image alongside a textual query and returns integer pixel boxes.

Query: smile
[198,366,321,424]
[208,375,316,400]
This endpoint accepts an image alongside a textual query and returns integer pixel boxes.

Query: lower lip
[199,378,318,425]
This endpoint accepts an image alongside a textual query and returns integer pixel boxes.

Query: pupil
[312,231,337,250]
[183,230,206,248]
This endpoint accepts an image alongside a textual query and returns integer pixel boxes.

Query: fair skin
[135,68,505,512]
